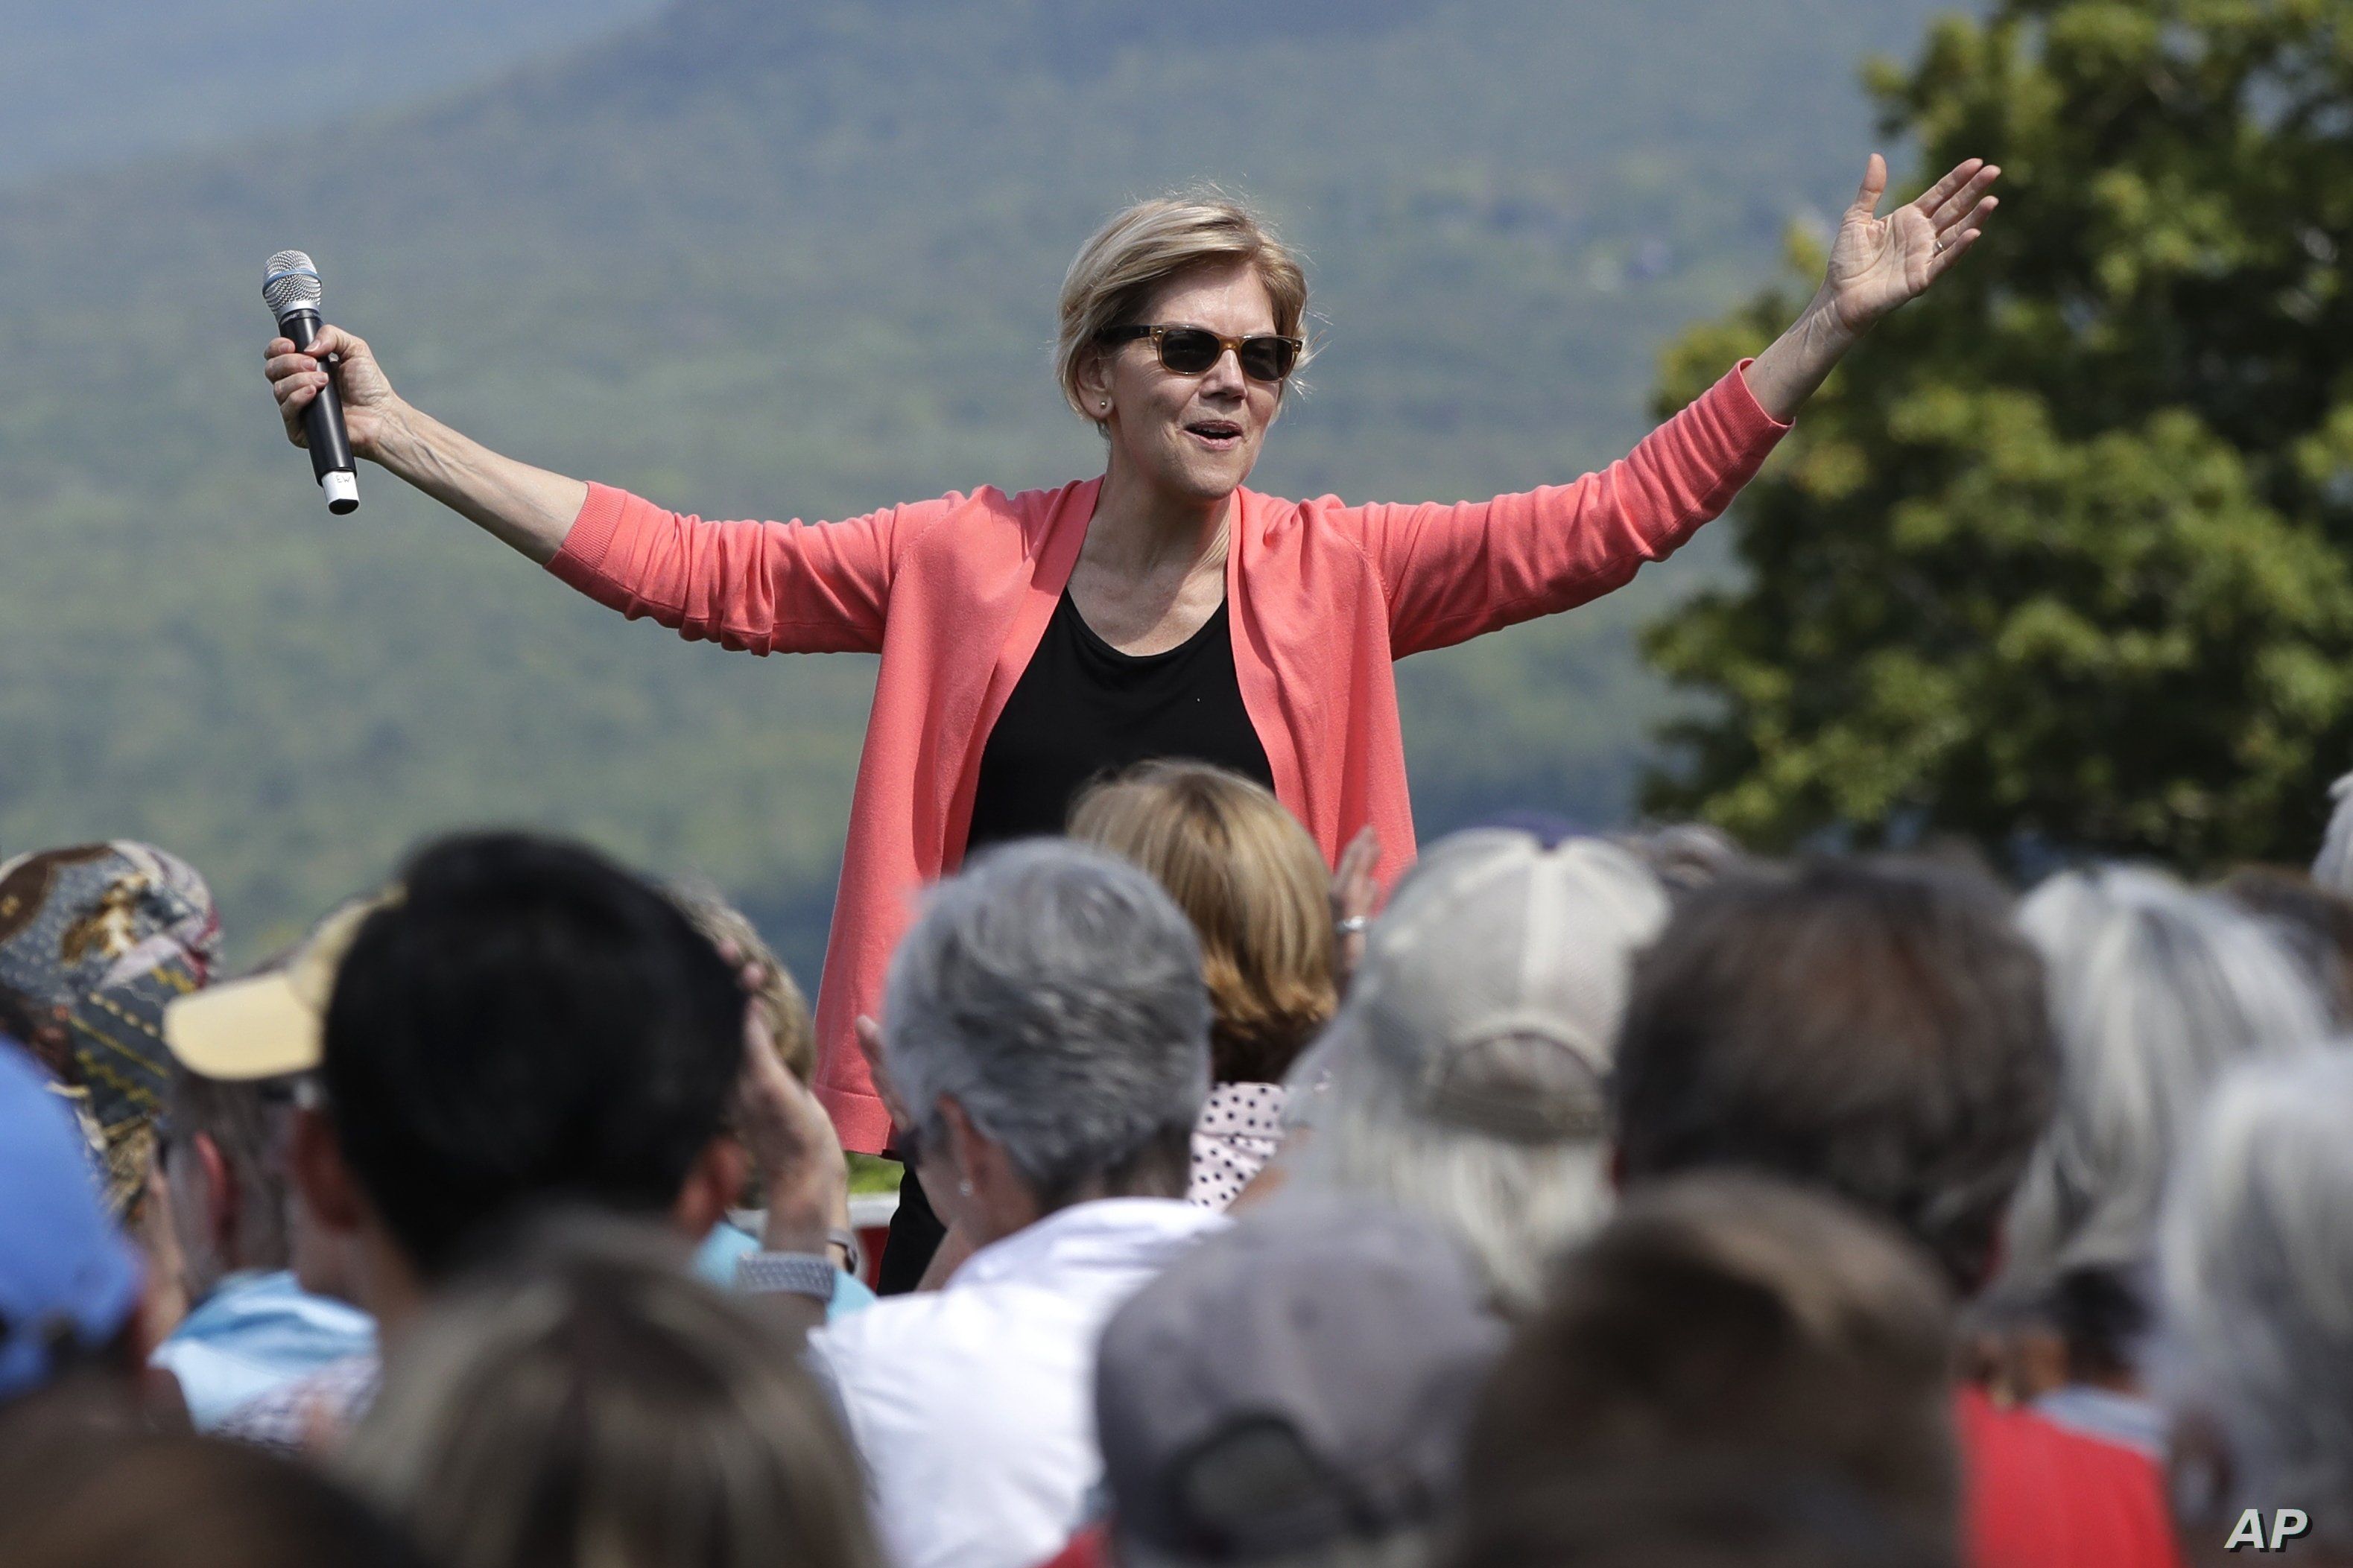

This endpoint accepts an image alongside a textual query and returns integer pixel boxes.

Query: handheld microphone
[262,250,359,514]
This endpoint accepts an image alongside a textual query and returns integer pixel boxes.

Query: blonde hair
[1070,762,1336,1084]
[344,1220,884,1568]
[672,883,815,1082]
[1056,190,1311,428]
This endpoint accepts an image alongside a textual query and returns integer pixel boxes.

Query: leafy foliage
[1644,0,2353,871]
[0,0,1947,969]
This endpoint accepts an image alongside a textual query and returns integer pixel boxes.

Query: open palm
[1821,153,2000,337]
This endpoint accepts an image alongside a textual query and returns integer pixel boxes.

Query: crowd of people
[7,759,2353,1567]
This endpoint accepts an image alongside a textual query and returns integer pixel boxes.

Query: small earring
[957,1179,975,1198]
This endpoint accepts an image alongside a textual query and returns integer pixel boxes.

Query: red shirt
[1957,1386,2181,1568]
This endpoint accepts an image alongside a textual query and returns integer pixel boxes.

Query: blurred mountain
[0,0,668,185]
[0,0,1958,974]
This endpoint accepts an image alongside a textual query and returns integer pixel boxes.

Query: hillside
[0,0,665,185]
[0,0,1957,974]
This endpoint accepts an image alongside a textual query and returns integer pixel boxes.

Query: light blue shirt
[2033,1383,2167,1460]
[694,1222,878,1318]
[151,1270,377,1431]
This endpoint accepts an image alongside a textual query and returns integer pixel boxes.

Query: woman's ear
[938,1094,985,1197]
[190,1131,237,1255]
[937,1096,1040,1240]
[288,1105,365,1236]
[673,1135,747,1242]
[1074,346,1115,419]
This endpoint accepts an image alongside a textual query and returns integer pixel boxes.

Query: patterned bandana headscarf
[0,842,221,1217]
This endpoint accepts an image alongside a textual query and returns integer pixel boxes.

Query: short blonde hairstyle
[1070,761,1336,1084]
[1056,190,1311,427]
[672,883,815,1083]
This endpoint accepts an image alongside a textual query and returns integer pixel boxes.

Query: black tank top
[963,587,1274,851]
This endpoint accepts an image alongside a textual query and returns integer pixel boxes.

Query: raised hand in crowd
[724,945,852,1332]
[1331,824,1382,989]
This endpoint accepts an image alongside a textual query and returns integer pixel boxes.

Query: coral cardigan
[548,363,1790,1152]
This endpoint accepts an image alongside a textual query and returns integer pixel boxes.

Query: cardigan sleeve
[545,482,957,655]
[1346,363,1791,658]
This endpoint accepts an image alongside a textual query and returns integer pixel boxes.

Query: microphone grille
[262,250,323,317]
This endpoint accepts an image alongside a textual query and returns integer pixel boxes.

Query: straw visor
[164,896,390,1080]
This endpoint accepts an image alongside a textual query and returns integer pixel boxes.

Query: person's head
[1998,865,2331,1382]
[157,1064,297,1304]
[0,1041,150,1409]
[0,841,219,1219]
[1062,191,1310,506]
[1613,856,2056,1295]
[1097,1195,1504,1568]
[342,1220,882,1568]
[1461,1175,1957,1566]
[165,902,385,1308]
[2159,1051,2353,1558]
[185,834,745,1315]
[1292,831,1668,1311]
[1071,761,1337,1085]
[2218,865,2353,1025]
[1608,822,1747,896]
[2311,767,2353,898]
[0,1423,428,1568]
[881,839,1211,1246]
[672,882,815,1082]
[1448,1456,1954,1568]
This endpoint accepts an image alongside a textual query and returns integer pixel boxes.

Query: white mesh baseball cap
[1304,830,1669,1142]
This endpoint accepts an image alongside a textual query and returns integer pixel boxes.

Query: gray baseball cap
[1095,1193,1506,1561]
[1293,830,1668,1142]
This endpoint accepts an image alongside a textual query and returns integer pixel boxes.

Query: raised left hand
[1817,153,2000,337]
[723,948,848,1247]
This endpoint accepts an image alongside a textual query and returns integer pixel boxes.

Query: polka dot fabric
[1188,1082,1288,1210]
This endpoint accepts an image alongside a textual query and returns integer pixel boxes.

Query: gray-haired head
[882,839,1211,1209]
[2001,865,2333,1327]
[1290,830,1669,1313]
[2159,1051,2353,1550]
[2314,769,2353,898]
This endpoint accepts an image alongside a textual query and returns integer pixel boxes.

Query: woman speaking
[262,150,1997,1218]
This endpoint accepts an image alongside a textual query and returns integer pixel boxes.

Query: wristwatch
[735,1250,839,1304]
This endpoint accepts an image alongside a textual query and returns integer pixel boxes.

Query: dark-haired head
[1463,1174,1958,1566]
[0,1421,428,1568]
[1612,856,2056,1294]
[319,832,744,1279]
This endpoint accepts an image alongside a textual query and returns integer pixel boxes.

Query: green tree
[1643,0,2353,872]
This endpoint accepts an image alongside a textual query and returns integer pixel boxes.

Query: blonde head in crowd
[672,883,815,1083]
[1071,761,1338,1086]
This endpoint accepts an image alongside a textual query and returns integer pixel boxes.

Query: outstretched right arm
[265,326,914,653]
[265,323,587,565]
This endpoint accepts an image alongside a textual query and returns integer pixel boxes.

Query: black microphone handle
[282,310,360,513]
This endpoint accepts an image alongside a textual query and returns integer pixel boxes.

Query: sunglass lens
[1156,328,1221,375]
[1239,337,1297,381]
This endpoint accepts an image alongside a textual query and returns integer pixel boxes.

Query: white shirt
[811,1197,1228,1568]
